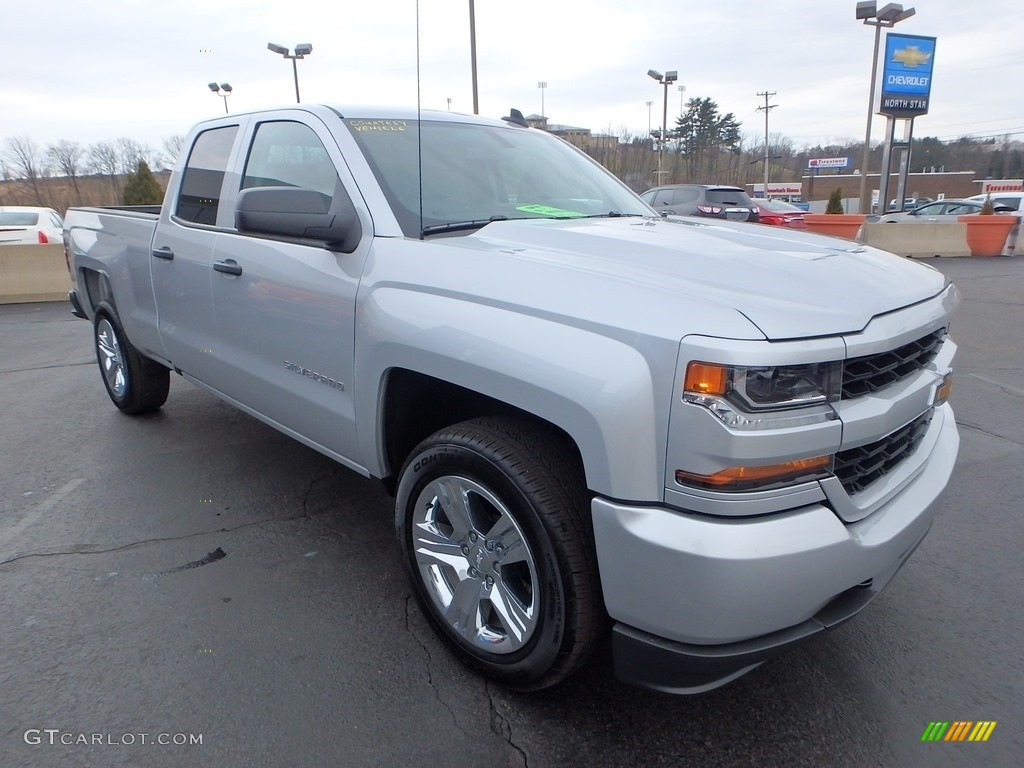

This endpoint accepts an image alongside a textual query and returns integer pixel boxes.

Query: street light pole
[645,100,653,147]
[647,69,677,184]
[208,82,232,114]
[538,81,547,117]
[267,42,313,104]
[855,2,916,214]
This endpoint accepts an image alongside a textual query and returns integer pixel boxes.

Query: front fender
[356,286,675,501]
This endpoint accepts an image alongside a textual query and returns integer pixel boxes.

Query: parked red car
[754,200,807,229]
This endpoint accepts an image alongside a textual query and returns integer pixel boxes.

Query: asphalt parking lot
[1,257,1021,768]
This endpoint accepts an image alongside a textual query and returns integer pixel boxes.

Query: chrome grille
[834,411,933,495]
[842,330,944,399]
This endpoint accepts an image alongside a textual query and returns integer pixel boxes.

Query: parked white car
[0,206,64,245]
[965,192,1024,216]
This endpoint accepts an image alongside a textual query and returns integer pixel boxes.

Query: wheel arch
[379,369,587,495]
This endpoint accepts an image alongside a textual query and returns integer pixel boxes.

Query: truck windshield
[343,118,651,237]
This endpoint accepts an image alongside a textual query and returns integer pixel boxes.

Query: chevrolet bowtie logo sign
[892,45,932,68]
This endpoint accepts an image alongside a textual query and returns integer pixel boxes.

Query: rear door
[152,123,242,379]
[205,112,371,464]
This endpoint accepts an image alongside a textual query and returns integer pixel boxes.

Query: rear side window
[242,121,339,205]
[176,126,238,225]
[670,187,701,205]
[0,212,40,226]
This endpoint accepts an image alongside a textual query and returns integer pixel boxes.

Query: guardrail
[0,244,71,304]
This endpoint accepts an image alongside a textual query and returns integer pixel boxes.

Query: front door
[206,117,368,465]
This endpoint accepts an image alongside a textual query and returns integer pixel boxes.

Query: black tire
[396,416,603,690]
[93,301,170,415]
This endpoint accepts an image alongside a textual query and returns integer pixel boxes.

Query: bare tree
[88,140,122,199]
[116,137,152,176]
[4,135,48,205]
[47,140,86,202]
[160,134,186,169]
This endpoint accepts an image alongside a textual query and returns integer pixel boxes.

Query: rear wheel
[93,302,169,414]
[396,417,602,690]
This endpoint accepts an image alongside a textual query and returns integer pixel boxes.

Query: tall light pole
[208,82,232,114]
[856,2,915,213]
[757,91,777,198]
[647,69,677,184]
[537,81,547,117]
[678,84,686,115]
[645,101,653,147]
[267,42,313,103]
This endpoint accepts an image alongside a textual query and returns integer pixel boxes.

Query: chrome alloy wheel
[412,475,539,654]
[96,318,127,399]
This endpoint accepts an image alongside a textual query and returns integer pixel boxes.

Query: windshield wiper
[421,215,508,237]
[575,211,645,219]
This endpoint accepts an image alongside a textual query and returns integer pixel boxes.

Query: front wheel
[93,302,169,415]
[396,417,603,690]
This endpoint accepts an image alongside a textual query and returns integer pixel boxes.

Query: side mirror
[235,184,361,252]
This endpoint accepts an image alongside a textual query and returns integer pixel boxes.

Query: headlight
[683,360,841,429]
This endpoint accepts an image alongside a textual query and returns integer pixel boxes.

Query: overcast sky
[2,0,1020,160]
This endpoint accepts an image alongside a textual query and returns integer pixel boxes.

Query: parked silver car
[877,199,1008,223]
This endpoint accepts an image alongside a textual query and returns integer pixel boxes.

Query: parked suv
[640,184,760,222]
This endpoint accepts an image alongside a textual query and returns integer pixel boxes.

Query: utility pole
[757,91,777,199]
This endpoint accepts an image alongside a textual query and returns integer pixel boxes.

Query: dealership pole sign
[878,33,936,118]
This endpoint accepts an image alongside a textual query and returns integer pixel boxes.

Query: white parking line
[0,478,85,549]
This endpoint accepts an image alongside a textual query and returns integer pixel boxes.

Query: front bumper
[592,403,958,693]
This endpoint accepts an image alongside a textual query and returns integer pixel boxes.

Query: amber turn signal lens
[685,362,728,396]
[935,372,953,405]
[675,455,833,490]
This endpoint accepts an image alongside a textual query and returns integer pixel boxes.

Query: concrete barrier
[0,244,71,303]
[859,222,971,259]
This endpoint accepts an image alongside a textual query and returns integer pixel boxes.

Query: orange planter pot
[803,214,867,240]
[958,215,1019,257]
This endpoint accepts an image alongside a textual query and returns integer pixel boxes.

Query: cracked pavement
[2,258,1023,768]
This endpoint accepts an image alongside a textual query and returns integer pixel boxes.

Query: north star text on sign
[883,98,928,110]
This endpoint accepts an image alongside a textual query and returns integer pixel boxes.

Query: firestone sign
[981,179,1023,194]
[879,33,936,118]
[808,158,850,169]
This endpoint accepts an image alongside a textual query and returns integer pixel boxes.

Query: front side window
[242,121,339,206]
[345,119,650,236]
[175,125,238,226]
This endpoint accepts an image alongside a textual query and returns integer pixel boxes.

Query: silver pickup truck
[64,105,959,694]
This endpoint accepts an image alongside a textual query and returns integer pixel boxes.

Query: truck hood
[453,216,949,340]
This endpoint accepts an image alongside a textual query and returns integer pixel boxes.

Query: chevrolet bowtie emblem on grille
[892,46,931,68]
